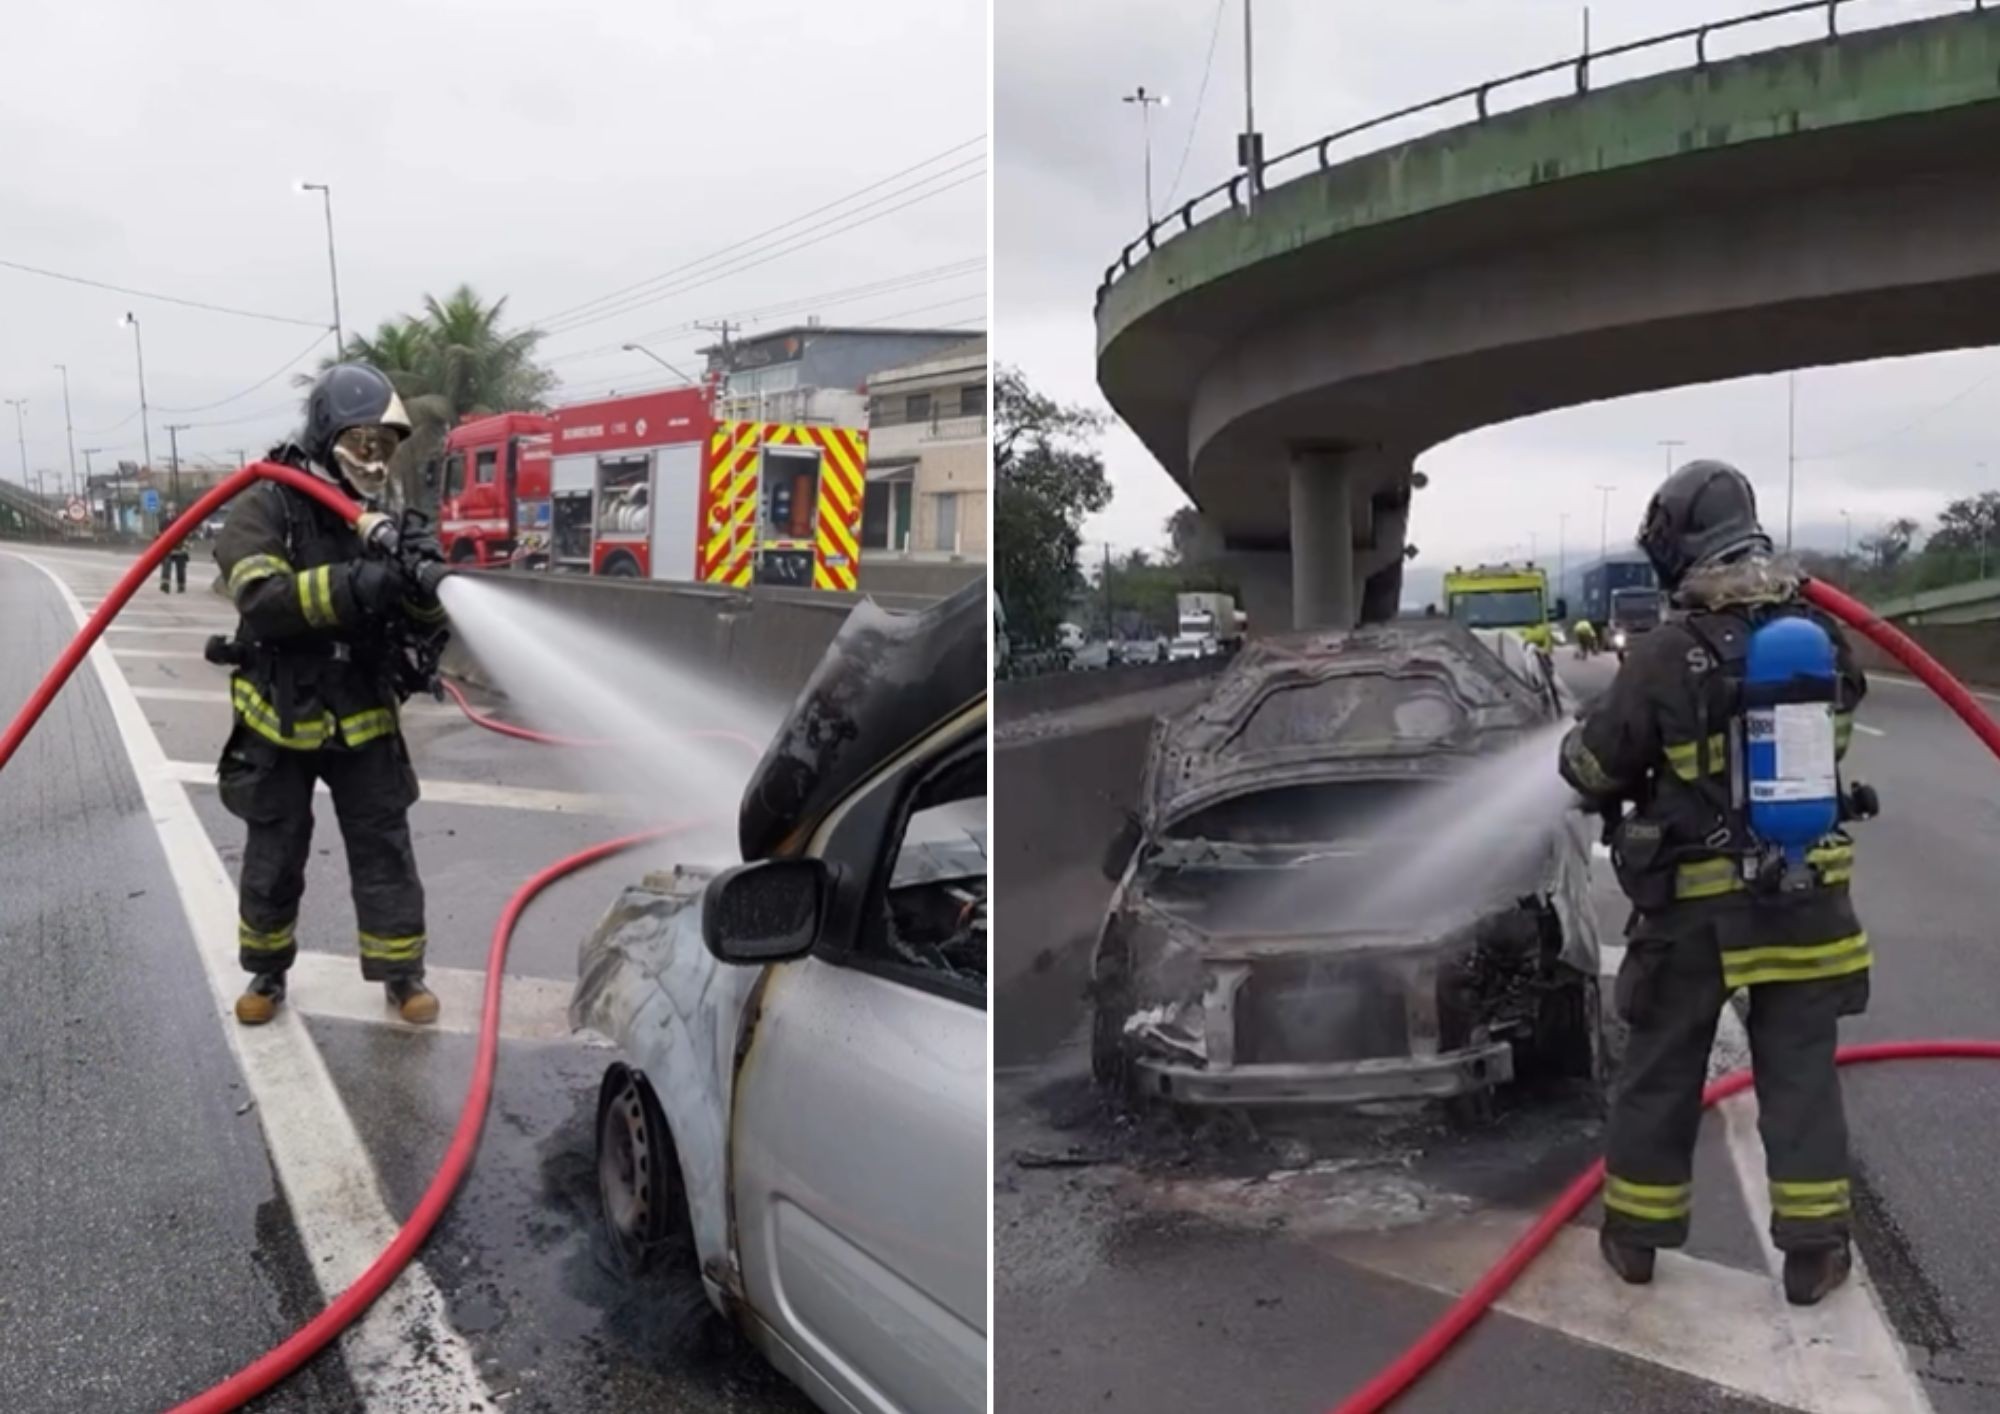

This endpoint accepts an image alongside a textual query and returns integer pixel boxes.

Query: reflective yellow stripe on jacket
[228,553,291,595]
[231,677,334,750]
[1663,734,1728,781]
[1721,933,1871,990]
[1604,1175,1692,1223]
[296,564,338,628]
[1675,857,1744,901]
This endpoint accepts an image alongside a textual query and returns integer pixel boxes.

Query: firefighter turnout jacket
[1560,563,1868,1255]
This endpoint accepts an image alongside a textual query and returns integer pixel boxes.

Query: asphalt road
[994,637,2000,1414]
[0,544,813,1413]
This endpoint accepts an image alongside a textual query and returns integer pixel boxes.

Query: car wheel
[1528,968,1603,1087]
[596,1063,686,1276]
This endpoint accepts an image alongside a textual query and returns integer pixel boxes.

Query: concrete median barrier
[1850,620,2000,689]
[997,655,1223,720]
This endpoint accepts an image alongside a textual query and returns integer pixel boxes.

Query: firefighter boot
[1600,1230,1656,1285]
[386,975,440,1025]
[1783,1243,1852,1307]
[234,971,287,1025]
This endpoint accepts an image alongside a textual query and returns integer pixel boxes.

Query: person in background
[157,506,191,593]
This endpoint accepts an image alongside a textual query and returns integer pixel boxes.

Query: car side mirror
[1101,810,1143,883]
[1554,597,1569,622]
[701,859,828,964]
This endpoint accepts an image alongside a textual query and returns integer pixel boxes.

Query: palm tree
[293,287,555,510]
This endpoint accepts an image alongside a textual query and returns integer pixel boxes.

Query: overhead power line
[1165,0,1229,209]
[542,257,986,367]
[156,330,333,413]
[0,256,326,329]
[536,166,985,339]
[1800,364,2000,462]
[529,134,985,331]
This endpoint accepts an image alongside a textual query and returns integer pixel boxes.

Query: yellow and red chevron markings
[698,421,868,592]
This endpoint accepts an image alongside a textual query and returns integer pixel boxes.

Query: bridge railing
[1097,0,1990,306]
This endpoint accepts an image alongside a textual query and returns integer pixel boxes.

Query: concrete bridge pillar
[1289,448,1357,630]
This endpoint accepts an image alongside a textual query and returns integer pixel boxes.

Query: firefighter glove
[348,559,413,619]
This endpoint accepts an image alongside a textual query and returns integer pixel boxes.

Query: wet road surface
[995,642,1986,1414]
[0,545,815,1413]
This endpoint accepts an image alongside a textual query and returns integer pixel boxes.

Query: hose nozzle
[355,511,400,558]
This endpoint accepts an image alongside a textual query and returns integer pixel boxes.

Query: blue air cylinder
[1743,614,1841,862]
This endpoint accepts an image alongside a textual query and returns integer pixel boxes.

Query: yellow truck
[1442,563,1559,651]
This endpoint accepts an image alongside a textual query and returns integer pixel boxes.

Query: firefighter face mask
[331,424,404,501]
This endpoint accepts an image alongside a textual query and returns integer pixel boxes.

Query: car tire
[1530,968,1604,1087]
[596,1063,687,1277]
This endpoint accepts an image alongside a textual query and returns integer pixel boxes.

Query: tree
[1163,505,1203,564]
[1927,492,2000,555]
[1859,517,1919,574]
[995,366,1112,649]
[295,285,555,510]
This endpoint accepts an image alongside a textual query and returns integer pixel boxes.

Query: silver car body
[571,722,988,1414]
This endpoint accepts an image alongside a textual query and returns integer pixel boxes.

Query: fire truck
[436,388,869,590]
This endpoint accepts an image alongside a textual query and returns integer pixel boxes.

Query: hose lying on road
[0,462,689,1412]
[437,675,761,755]
[1331,575,2000,1414]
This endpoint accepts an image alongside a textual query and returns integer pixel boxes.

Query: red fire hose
[1329,577,2000,1414]
[0,463,691,1411]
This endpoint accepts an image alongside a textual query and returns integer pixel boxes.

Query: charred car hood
[740,578,986,862]
[1143,621,1555,828]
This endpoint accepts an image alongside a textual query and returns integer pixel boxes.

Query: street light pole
[1594,483,1616,565]
[120,312,156,530]
[1121,86,1169,224]
[1840,508,1853,587]
[4,398,25,490]
[1785,372,1797,551]
[297,180,345,355]
[1240,0,1262,212]
[54,363,78,502]
[1658,438,1686,480]
[1557,512,1569,609]
[620,342,700,385]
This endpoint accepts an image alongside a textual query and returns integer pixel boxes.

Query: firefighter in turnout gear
[213,363,450,1027]
[1560,460,1874,1307]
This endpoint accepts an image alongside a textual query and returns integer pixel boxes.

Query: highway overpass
[1095,3,2000,631]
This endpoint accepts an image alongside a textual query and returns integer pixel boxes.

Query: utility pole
[1239,0,1262,212]
[1785,372,1797,551]
[1122,85,1169,224]
[1595,483,1616,566]
[296,181,345,354]
[54,363,78,501]
[1103,541,1114,641]
[165,423,190,522]
[695,319,739,411]
[1841,508,1854,587]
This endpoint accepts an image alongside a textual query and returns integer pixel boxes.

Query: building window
[906,392,932,425]
[959,382,986,418]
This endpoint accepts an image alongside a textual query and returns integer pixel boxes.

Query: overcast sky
[0,0,985,485]
[997,0,1992,586]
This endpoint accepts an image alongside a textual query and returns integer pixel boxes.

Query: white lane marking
[167,759,631,816]
[107,625,230,636]
[285,952,596,1045]
[1868,673,2000,706]
[11,551,496,1410]
[1337,1217,1916,1414]
[1714,1003,1935,1413]
[133,685,457,717]
[1854,723,1887,738]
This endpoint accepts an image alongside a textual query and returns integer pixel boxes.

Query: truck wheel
[601,553,640,578]
[596,1063,687,1276]
[449,541,479,565]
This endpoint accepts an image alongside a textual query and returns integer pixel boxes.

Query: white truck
[1171,591,1244,661]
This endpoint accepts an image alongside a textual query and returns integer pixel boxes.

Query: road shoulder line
[15,551,496,1411]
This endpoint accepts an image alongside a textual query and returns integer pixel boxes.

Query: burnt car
[1091,620,1603,1111]
[571,581,987,1414]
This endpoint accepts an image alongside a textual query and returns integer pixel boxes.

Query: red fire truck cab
[437,410,553,567]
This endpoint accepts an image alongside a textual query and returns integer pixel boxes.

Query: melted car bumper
[1132,1040,1515,1107]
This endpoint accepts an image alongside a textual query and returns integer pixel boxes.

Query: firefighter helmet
[302,363,412,500]
[1637,459,1771,590]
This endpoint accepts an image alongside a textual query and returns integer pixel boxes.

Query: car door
[732,724,986,1414]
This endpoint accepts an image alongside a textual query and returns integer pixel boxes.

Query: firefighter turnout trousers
[218,724,427,981]
[1605,909,1864,1255]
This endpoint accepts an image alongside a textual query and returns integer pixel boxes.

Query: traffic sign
[141,489,159,513]
[65,498,87,524]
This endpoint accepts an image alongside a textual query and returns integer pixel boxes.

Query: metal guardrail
[1097,0,1990,306]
